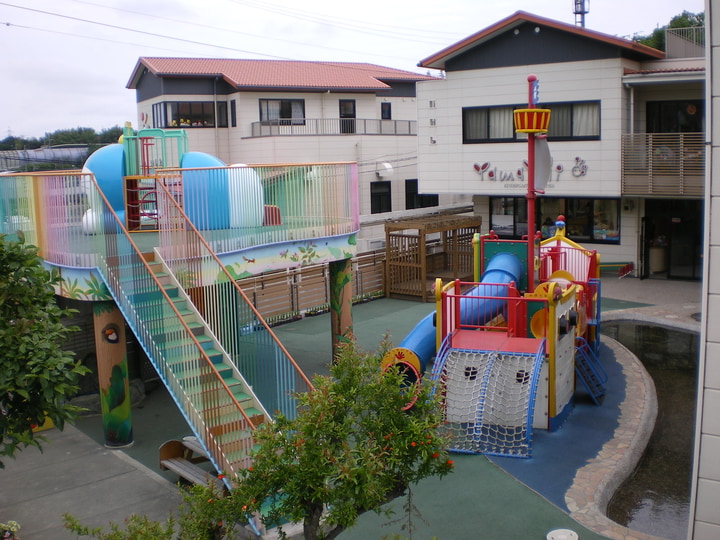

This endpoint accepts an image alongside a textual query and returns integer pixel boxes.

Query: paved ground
[0,275,701,539]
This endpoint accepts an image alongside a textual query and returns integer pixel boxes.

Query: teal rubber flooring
[73,292,634,539]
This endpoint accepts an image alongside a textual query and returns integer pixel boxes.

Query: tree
[635,11,704,51]
[230,338,454,540]
[0,235,89,467]
[62,339,453,540]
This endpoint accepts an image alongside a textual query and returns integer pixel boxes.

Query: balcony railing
[0,162,358,268]
[154,162,359,255]
[666,27,705,59]
[250,118,416,137]
[621,132,704,197]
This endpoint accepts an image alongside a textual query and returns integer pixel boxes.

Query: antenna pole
[573,0,589,27]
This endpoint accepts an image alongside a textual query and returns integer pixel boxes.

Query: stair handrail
[152,172,314,393]
[84,172,262,481]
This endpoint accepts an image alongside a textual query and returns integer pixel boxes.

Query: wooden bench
[159,438,225,491]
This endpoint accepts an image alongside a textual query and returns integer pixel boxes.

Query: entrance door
[642,199,702,280]
[668,213,702,279]
[339,100,356,134]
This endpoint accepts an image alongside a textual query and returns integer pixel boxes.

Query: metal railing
[666,27,705,58]
[250,118,416,137]
[154,162,358,254]
[621,132,704,197]
[154,175,314,419]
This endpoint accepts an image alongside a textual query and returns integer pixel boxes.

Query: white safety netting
[433,348,543,458]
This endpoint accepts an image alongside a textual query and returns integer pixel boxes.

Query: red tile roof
[127,58,435,90]
[418,11,664,69]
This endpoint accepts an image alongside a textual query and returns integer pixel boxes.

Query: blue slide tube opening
[391,252,523,374]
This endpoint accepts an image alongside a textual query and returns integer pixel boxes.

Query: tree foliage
[230,339,454,539]
[0,235,89,467]
[634,11,704,51]
[64,339,453,540]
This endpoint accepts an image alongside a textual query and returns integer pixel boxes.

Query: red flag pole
[526,74,537,292]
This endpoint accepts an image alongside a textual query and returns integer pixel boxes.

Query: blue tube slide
[396,252,523,374]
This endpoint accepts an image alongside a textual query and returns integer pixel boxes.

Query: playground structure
[0,124,359,500]
[382,224,605,457]
[382,76,606,458]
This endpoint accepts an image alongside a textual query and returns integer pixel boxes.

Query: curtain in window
[463,109,487,140]
[489,107,513,139]
[291,100,304,124]
[573,103,599,137]
[549,104,571,137]
[264,100,281,121]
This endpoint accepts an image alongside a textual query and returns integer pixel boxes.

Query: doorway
[339,100,356,134]
[641,199,702,280]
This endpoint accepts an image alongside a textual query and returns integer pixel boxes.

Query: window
[381,102,392,120]
[152,101,231,128]
[463,106,515,143]
[170,102,216,127]
[230,100,237,127]
[370,181,391,214]
[491,197,620,244]
[216,101,228,128]
[259,99,305,125]
[463,101,600,143]
[405,179,438,210]
[545,102,600,139]
[647,100,703,133]
[489,197,527,237]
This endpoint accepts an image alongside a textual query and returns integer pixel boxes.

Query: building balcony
[621,132,704,197]
[250,118,417,137]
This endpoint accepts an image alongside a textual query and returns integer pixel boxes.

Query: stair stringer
[95,252,268,486]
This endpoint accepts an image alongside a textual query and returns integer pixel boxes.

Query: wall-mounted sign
[472,155,589,189]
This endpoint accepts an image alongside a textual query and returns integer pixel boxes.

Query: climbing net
[433,348,544,458]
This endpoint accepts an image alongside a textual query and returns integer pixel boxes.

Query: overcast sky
[0,0,705,139]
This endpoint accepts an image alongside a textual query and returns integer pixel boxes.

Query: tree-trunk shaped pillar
[93,302,134,448]
[329,258,353,359]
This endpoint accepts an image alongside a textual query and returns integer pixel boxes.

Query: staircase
[575,336,607,405]
[97,248,269,486]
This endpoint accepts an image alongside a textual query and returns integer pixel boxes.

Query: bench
[159,438,225,491]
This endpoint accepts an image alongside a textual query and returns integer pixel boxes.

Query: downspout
[213,77,220,159]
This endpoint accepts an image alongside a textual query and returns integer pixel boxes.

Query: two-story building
[415,11,704,280]
[126,58,473,252]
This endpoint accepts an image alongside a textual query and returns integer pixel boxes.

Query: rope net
[436,348,543,458]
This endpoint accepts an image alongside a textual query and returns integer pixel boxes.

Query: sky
[0,0,706,139]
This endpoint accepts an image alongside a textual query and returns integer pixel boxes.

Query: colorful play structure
[382,223,606,457]
[1,124,359,503]
[383,75,606,458]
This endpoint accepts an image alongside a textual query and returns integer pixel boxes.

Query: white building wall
[135,88,472,252]
[417,59,628,197]
[690,2,720,537]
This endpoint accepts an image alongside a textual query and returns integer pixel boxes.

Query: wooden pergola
[384,214,482,302]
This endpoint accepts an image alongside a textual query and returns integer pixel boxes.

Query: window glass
[591,199,620,242]
[539,199,565,238]
[405,179,439,210]
[381,102,392,120]
[463,108,488,142]
[491,197,619,243]
[167,102,215,127]
[463,101,600,143]
[216,101,228,128]
[370,181,391,214]
[259,99,306,125]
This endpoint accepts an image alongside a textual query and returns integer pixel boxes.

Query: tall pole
[526,74,537,292]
